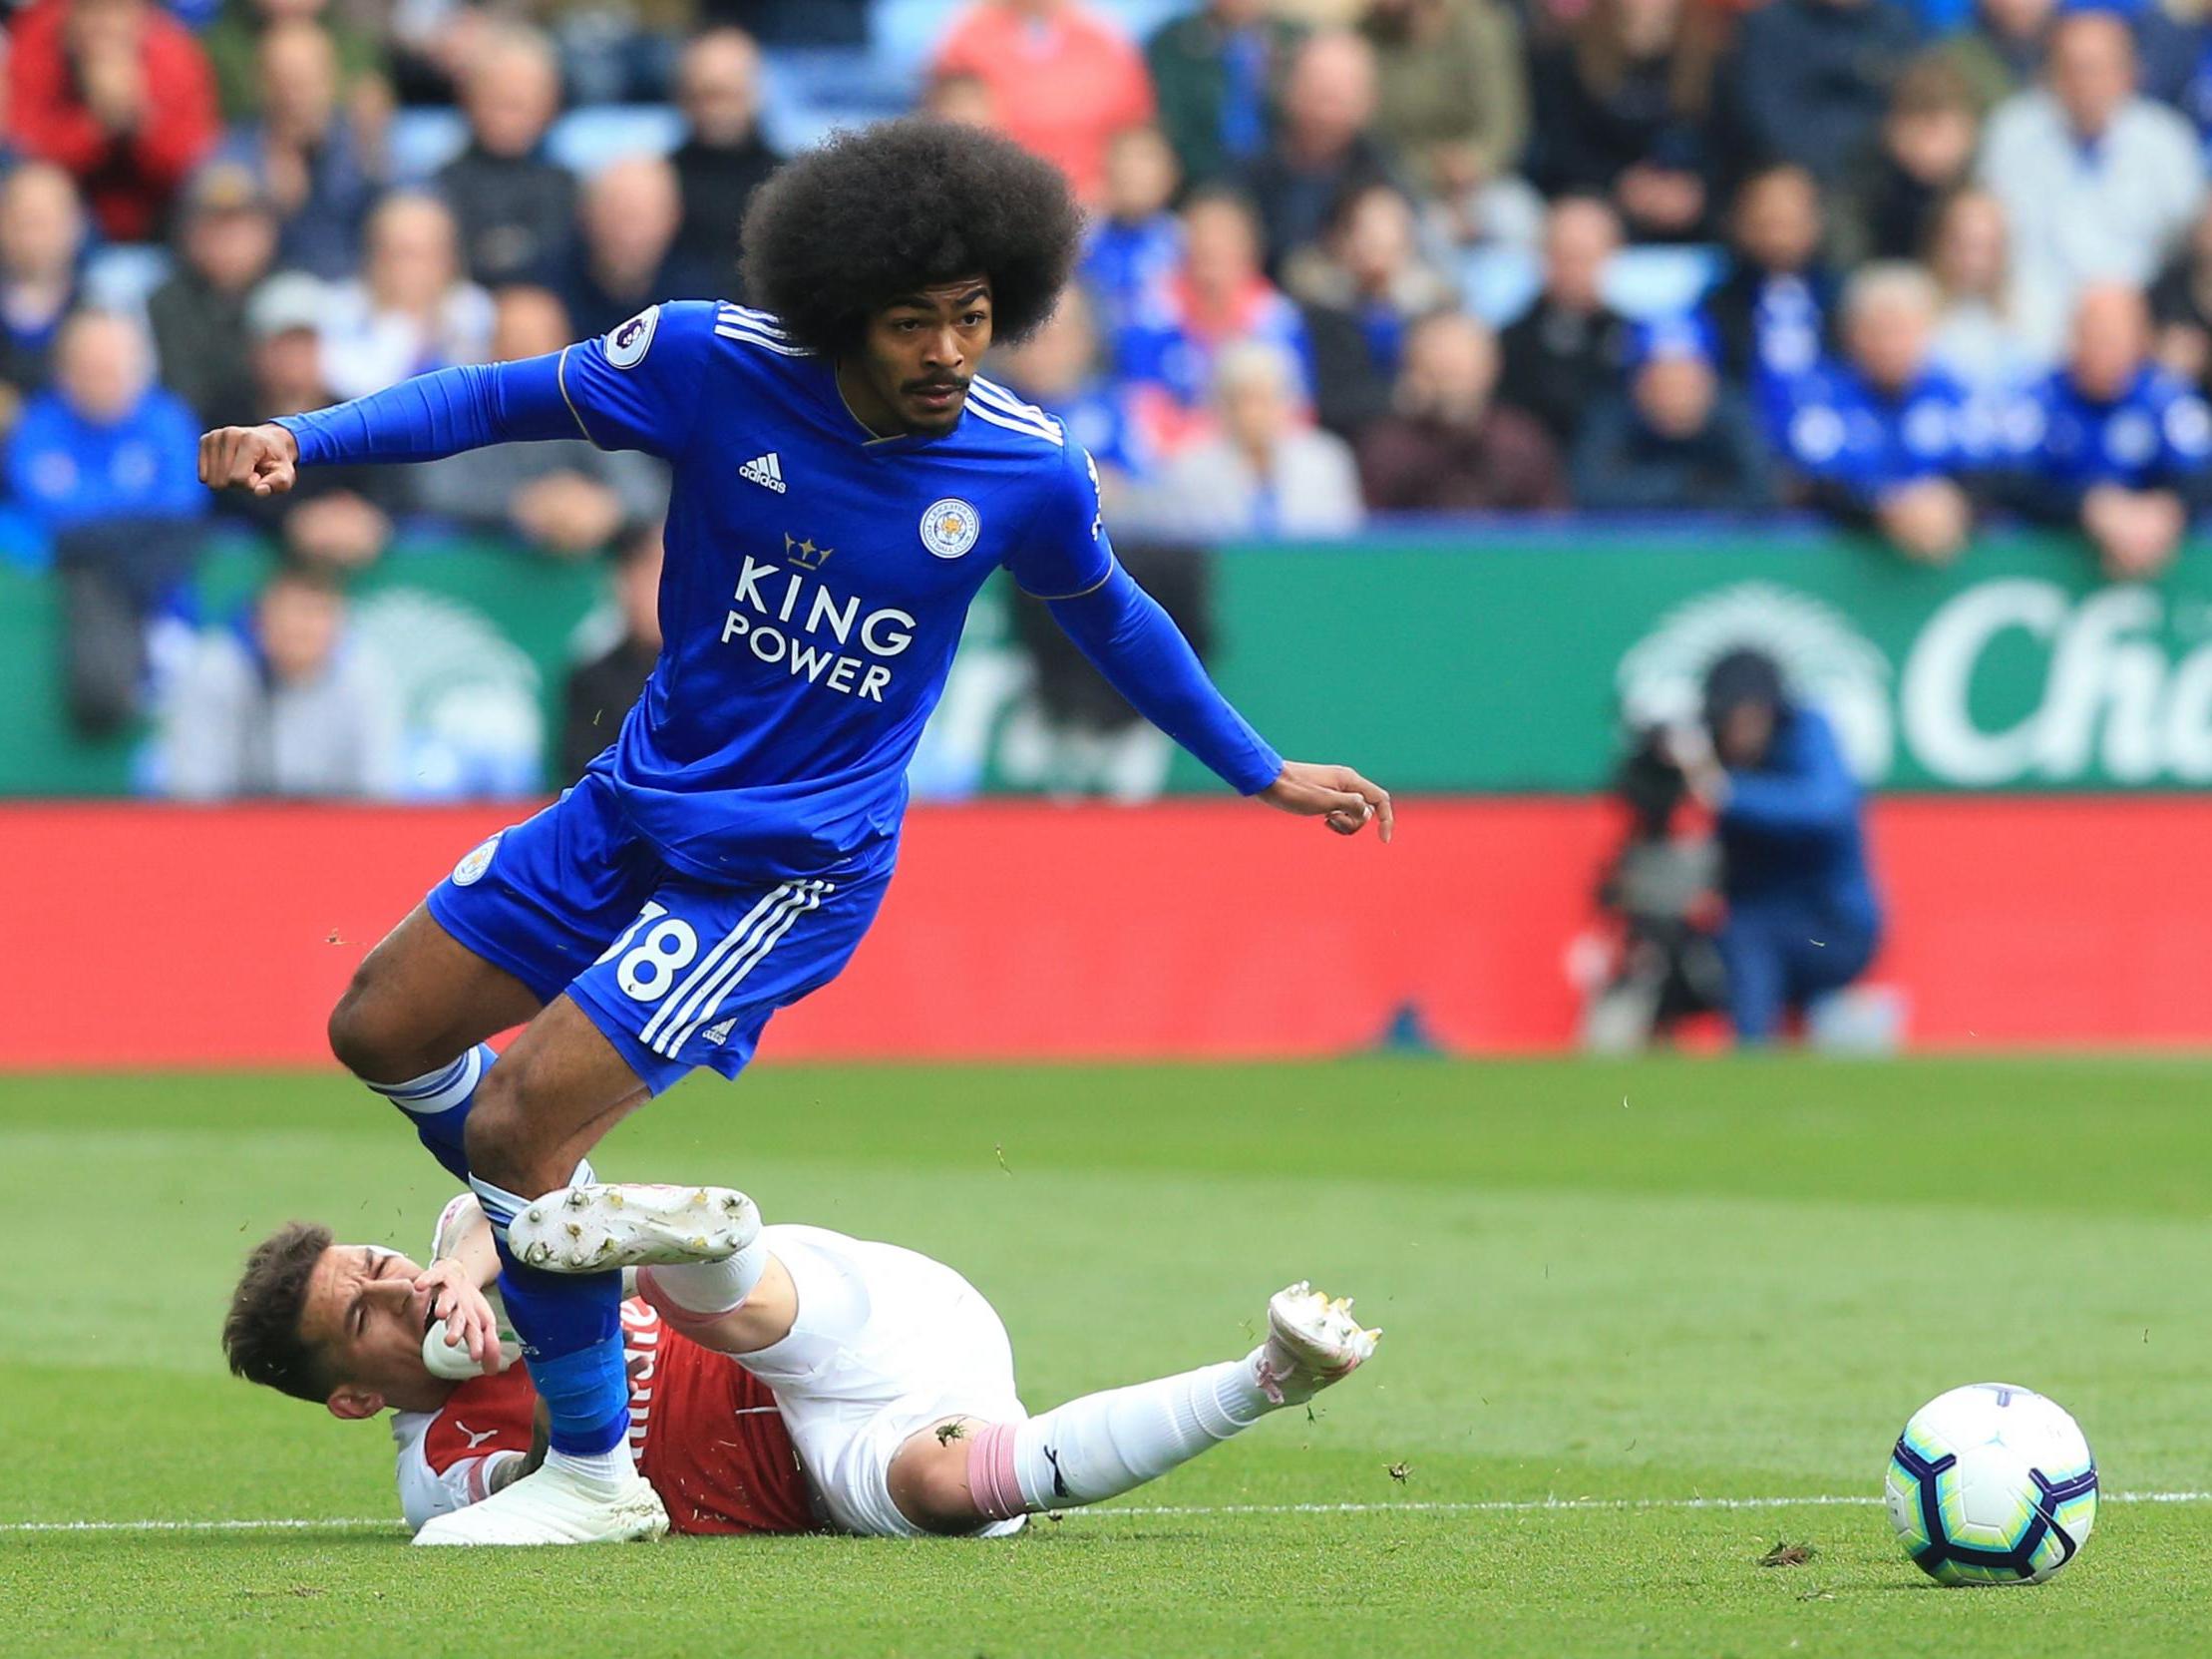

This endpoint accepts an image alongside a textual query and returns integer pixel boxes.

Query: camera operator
[1580,725,1725,1053]
[1671,649,1884,1045]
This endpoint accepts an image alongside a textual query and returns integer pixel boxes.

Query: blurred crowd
[6,0,2212,798]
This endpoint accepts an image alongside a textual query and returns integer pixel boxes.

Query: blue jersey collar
[816,356,950,455]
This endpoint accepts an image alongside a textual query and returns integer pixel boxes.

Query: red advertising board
[0,797,2203,1068]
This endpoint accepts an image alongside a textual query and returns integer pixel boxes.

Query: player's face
[299,1245,453,1418]
[851,277,994,436]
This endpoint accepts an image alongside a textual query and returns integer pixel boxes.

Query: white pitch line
[3,1517,398,1535]
[7,1490,2210,1536]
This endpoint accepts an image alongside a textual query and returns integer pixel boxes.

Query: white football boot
[507,1183,759,1272]
[412,1459,668,1547]
[1250,1281,1381,1407]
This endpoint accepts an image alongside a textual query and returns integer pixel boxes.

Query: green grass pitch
[8,1055,2212,1657]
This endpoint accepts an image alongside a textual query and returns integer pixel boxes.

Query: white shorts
[739,1224,1028,1537]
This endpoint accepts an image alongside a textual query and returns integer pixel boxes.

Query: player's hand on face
[1261,761,1393,842]
[197,423,300,497]
[413,1258,502,1373]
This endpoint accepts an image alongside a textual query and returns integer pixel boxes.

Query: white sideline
[7,1490,2211,1535]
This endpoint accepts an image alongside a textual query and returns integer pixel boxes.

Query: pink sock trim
[965,1422,1027,1521]
[635,1266,745,1331]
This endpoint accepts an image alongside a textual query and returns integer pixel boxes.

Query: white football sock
[986,1356,1276,1514]
[546,1445,634,1487]
[641,1236,767,1317]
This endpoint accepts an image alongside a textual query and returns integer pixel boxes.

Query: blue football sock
[368,1043,497,1181]
[470,1174,630,1458]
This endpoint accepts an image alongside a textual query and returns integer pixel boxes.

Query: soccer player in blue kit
[198,120,1391,1545]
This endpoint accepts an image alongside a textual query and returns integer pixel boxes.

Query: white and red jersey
[392,1297,816,1536]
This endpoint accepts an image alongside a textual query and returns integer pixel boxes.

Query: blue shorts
[425,768,888,1094]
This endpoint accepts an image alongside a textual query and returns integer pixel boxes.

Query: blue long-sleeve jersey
[8,385,205,538]
[1777,359,1986,510]
[1717,704,1881,933]
[277,300,1283,884]
[2013,363,2212,514]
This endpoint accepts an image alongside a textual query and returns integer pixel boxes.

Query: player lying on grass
[197,116,1389,1544]
[222,1182,1379,1544]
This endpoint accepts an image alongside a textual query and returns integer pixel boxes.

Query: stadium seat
[757,46,912,152]
[870,0,967,87]
[546,105,685,173]
[388,108,469,184]
[81,243,176,316]
[388,105,684,186]
[1459,243,1727,328]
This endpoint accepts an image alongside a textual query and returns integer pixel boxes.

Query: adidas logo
[739,453,787,493]
[701,1018,736,1045]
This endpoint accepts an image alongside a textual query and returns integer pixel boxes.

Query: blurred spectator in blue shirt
[993,287,1153,493]
[437,26,574,287]
[561,156,714,340]
[8,310,202,538]
[1571,314,1778,512]
[1722,0,1918,187]
[670,28,782,283]
[0,162,85,434]
[1145,0,1300,189]
[1708,165,1840,440]
[2011,280,2212,581]
[214,18,377,281]
[1676,648,1883,1047]
[1779,262,1983,565]
[1080,126,1183,338]
[148,161,278,431]
[1113,187,1314,457]
[8,309,206,734]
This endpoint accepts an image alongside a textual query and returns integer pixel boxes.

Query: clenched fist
[199,423,301,497]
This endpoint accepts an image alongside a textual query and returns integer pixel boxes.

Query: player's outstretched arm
[1044,562,1391,842]
[198,353,585,494]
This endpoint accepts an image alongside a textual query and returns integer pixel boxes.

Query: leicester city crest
[452,834,502,887]
[920,498,980,559]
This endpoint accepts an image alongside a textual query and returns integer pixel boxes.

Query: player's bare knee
[889,1424,990,1535]
[326,973,414,1082]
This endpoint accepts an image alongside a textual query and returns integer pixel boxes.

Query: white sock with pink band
[635,1237,767,1327]
[965,1357,1274,1518]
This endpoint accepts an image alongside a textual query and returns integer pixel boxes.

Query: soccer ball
[1884,1383,2098,1586]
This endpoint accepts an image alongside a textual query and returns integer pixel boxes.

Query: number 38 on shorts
[562,878,856,1087]
[597,903,701,1002]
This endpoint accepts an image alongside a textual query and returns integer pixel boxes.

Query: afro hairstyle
[739,117,1084,356]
